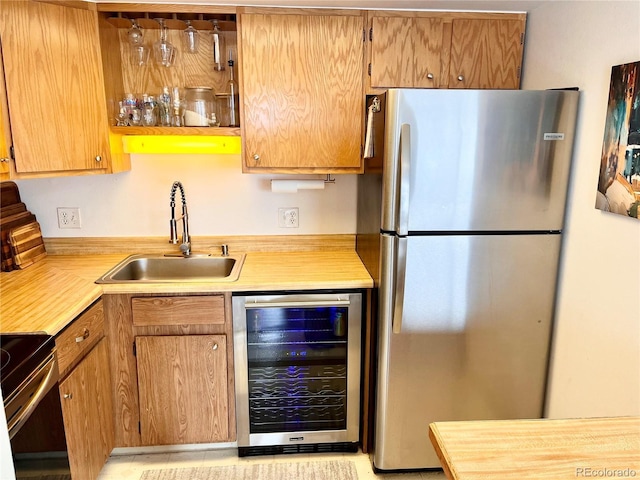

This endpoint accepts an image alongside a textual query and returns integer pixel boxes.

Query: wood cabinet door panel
[136,335,229,445]
[449,18,524,89]
[1,1,110,173]
[59,338,114,480]
[370,16,442,88]
[241,13,364,172]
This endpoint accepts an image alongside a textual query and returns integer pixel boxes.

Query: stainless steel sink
[96,253,245,284]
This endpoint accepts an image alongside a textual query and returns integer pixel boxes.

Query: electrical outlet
[278,207,299,228]
[57,207,81,229]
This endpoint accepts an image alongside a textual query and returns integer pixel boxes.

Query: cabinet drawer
[132,295,225,327]
[56,300,104,375]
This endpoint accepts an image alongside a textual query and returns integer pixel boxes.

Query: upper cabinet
[0,1,128,178]
[368,14,444,89]
[239,9,366,174]
[0,42,10,178]
[448,17,525,89]
[366,12,526,92]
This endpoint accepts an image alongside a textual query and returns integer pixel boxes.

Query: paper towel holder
[270,175,336,193]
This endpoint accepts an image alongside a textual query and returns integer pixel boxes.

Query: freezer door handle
[392,236,408,334]
[397,123,412,235]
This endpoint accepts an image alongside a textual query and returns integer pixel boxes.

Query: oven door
[4,352,59,439]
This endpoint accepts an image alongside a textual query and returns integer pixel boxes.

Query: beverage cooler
[232,292,362,455]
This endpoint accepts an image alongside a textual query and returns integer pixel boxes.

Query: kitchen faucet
[169,181,191,256]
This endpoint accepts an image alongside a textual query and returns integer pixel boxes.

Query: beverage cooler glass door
[232,292,362,448]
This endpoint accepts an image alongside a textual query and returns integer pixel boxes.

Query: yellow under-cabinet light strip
[122,135,241,155]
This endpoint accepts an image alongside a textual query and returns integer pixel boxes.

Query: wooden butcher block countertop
[0,237,373,335]
[429,416,640,480]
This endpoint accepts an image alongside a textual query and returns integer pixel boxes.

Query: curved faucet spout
[169,181,191,256]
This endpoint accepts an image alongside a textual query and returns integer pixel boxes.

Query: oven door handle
[6,354,59,439]
[245,300,351,309]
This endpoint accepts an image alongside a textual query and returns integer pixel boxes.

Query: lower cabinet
[59,338,114,480]
[104,293,236,448]
[136,334,229,445]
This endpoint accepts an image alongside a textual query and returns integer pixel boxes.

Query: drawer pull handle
[212,343,218,351]
[75,329,90,343]
[63,393,73,399]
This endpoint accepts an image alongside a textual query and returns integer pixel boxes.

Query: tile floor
[96,448,447,480]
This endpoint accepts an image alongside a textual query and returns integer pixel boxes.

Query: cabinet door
[240,11,364,173]
[0,39,10,179]
[370,15,442,88]
[59,338,114,480]
[0,1,111,174]
[136,335,229,445]
[448,18,525,89]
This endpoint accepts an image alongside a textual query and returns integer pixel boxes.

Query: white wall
[15,155,357,238]
[521,1,640,417]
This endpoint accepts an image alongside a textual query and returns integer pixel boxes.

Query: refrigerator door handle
[397,123,412,236]
[392,236,408,334]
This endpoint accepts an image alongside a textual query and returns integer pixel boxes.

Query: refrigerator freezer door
[374,233,562,470]
[381,89,579,233]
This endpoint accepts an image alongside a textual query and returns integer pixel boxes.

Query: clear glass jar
[183,87,216,127]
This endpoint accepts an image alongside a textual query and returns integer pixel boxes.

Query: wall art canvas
[595,61,640,219]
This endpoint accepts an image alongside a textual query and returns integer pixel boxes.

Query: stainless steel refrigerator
[356,88,579,471]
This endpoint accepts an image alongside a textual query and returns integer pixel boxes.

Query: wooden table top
[429,416,640,480]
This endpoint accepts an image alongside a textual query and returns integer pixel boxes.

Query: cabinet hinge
[520,32,525,45]
[138,422,141,434]
[133,342,136,357]
[9,146,14,160]
[362,28,366,42]
[368,63,371,76]
[517,65,521,79]
[369,27,373,42]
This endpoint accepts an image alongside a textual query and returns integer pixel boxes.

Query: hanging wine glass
[211,20,225,71]
[127,20,144,46]
[183,20,199,54]
[154,19,176,67]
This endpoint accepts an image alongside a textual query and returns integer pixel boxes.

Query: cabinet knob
[457,75,465,82]
[75,328,90,343]
[95,155,102,162]
[427,73,434,80]
[212,343,219,351]
[252,154,260,163]
[63,393,73,399]
[0,158,8,163]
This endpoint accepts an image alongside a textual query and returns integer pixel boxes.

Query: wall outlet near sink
[57,207,81,229]
[278,207,299,228]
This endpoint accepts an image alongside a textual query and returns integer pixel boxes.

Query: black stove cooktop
[0,334,54,399]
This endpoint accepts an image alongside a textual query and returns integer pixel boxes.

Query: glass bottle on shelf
[227,51,240,127]
[141,94,158,126]
[211,20,225,72]
[158,86,172,127]
[171,87,184,127]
